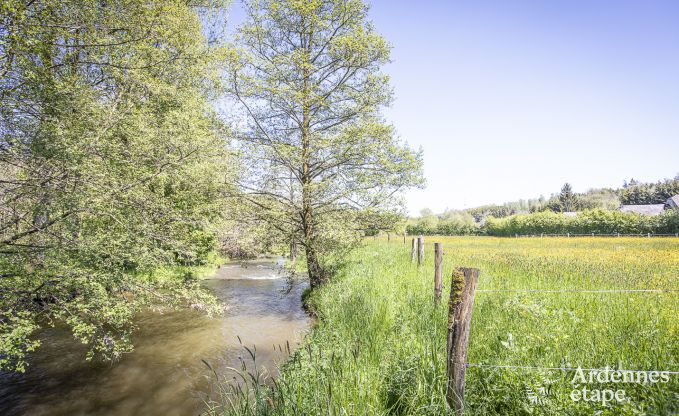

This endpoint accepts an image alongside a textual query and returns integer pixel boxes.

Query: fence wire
[512,233,679,237]
[465,363,679,375]
[404,238,678,381]
[476,289,678,293]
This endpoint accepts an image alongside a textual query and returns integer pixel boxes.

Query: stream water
[0,258,310,416]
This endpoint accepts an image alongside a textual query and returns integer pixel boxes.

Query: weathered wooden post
[434,243,443,304]
[387,232,391,242]
[403,233,407,245]
[411,238,417,263]
[417,236,425,266]
[446,267,480,414]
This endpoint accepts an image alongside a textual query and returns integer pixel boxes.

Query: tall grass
[210,237,679,415]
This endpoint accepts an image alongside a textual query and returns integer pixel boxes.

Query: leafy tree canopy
[0,0,232,371]
[224,0,424,287]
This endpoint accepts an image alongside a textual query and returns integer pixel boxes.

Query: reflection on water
[0,258,310,416]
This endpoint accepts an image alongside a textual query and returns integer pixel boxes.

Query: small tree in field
[225,0,424,288]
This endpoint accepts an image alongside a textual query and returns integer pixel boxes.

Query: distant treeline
[485,209,679,236]
[406,209,679,236]
[465,177,679,221]
[405,209,478,236]
[619,178,679,205]
[406,177,679,236]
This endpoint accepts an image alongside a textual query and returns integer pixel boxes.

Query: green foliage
[0,312,41,373]
[225,0,423,286]
[0,0,232,371]
[467,198,546,220]
[620,178,679,205]
[407,209,479,235]
[418,177,678,231]
[218,218,284,259]
[210,238,678,415]
[558,183,579,212]
[485,209,679,236]
[464,185,624,222]
[578,189,621,211]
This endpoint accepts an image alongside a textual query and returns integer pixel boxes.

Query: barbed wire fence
[512,232,679,238]
[394,232,679,238]
[403,236,679,414]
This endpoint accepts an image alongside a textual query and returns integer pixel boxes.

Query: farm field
[216,237,679,415]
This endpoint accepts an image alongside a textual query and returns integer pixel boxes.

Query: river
[0,258,310,415]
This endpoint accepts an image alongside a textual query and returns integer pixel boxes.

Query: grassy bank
[213,237,678,415]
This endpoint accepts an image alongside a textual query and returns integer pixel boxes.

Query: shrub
[485,209,679,236]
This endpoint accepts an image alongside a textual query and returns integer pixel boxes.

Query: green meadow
[214,237,679,415]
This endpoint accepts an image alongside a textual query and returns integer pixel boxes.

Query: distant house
[562,211,578,217]
[667,195,679,210]
[619,204,666,216]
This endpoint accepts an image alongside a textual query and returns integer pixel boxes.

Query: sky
[227,1,679,215]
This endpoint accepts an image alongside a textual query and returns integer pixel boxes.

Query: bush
[406,211,480,235]
[485,209,679,236]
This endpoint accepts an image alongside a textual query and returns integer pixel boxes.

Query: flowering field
[431,236,678,414]
[217,237,678,415]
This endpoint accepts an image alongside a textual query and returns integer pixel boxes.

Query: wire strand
[476,289,678,293]
[465,363,679,375]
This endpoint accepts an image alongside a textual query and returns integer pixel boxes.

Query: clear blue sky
[227,1,679,215]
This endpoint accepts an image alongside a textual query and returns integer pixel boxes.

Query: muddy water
[0,258,310,416]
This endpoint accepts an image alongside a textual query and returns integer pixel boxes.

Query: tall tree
[558,183,579,212]
[225,0,423,287]
[0,0,231,371]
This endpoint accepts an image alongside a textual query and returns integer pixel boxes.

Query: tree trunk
[289,168,297,263]
[305,242,326,289]
[299,19,326,288]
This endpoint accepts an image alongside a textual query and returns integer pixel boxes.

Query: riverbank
[214,237,678,415]
[148,252,228,282]
[0,257,309,416]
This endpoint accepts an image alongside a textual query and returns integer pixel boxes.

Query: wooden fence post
[411,238,417,263]
[446,267,480,414]
[403,233,406,245]
[417,236,425,266]
[387,232,391,242]
[434,243,443,304]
